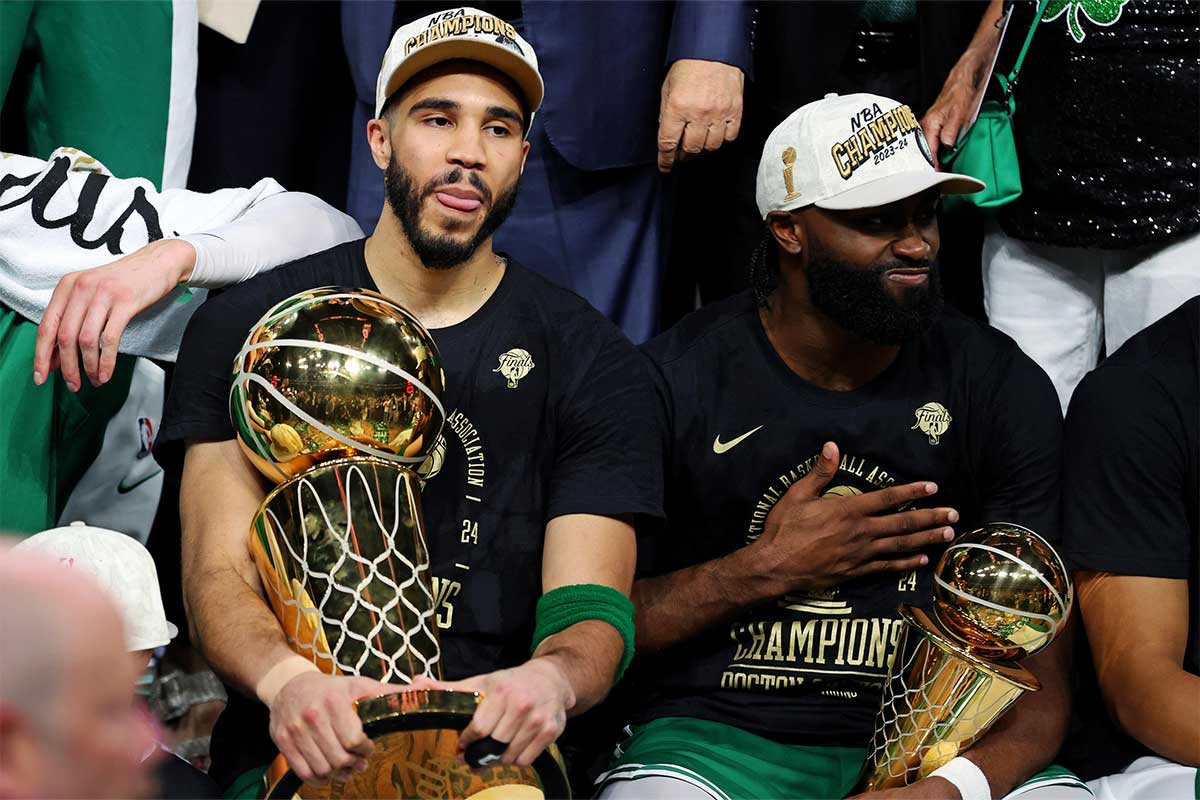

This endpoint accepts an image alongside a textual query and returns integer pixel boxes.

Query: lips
[434,186,483,212]
[884,267,930,285]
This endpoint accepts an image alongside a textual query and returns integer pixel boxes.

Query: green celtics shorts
[596,716,1090,800]
[595,717,864,799]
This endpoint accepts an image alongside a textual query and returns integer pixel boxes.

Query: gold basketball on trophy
[933,523,1072,659]
[230,287,447,483]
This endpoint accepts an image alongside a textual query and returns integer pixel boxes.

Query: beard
[804,238,944,345]
[384,155,519,270]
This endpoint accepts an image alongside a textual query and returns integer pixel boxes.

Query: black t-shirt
[1057,296,1199,777]
[630,291,1062,746]
[157,240,663,786]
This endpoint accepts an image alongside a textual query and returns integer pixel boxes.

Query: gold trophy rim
[256,455,421,510]
[354,688,481,725]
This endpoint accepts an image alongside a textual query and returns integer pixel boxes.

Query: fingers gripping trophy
[230,287,570,799]
[857,523,1073,792]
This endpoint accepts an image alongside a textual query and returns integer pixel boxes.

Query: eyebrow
[410,97,459,114]
[409,96,524,128]
[486,104,524,128]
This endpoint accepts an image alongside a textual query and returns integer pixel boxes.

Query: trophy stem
[856,605,1040,792]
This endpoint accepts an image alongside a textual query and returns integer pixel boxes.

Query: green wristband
[531,584,636,684]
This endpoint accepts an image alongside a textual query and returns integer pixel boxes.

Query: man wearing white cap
[14,523,222,799]
[0,542,160,798]
[15,521,179,659]
[156,6,660,795]
[596,93,1076,799]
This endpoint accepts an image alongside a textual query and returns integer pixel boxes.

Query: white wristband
[255,655,320,706]
[929,756,991,800]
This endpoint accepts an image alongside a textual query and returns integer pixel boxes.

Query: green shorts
[596,717,863,799]
[596,716,1090,800]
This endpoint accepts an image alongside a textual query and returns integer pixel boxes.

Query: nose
[892,223,932,262]
[446,126,486,171]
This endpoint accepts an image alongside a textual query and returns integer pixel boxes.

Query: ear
[367,117,393,171]
[766,211,805,257]
[518,138,531,176]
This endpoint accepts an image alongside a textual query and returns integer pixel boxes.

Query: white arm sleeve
[180,191,363,289]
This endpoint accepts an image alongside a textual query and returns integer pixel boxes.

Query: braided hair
[749,229,780,308]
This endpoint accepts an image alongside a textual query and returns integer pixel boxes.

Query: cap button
[69,521,86,527]
[824,92,839,99]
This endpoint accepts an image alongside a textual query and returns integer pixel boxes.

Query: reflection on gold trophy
[857,523,1073,792]
[230,287,570,799]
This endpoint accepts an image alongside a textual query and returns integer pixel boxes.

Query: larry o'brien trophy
[229,287,571,799]
[857,523,1073,792]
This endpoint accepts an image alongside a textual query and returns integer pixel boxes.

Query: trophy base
[855,605,1040,793]
[263,690,571,799]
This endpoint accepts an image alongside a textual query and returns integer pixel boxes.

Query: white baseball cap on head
[375,7,543,122]
[14,521,178,652]
[755,92,984,218]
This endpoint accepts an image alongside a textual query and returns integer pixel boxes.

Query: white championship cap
[15,521,179,652]
[375,6,543,121]
[755,92,984,218]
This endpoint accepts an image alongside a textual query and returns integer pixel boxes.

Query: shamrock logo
[1042,0,1130,43]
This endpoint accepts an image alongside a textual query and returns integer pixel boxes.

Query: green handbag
[941,0,1049,214]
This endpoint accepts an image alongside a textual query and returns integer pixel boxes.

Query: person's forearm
[1109,663,1200,765]
[633,544,784,654]
[956,632,1073,796]
[532,619,624,716]
[964,0,1006,66]
[184,561,302,698]
[180,444,308,701]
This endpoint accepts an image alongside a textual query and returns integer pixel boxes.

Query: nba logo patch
[137,417,155,459]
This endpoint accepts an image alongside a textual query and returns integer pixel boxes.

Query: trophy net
[251,459,441,684]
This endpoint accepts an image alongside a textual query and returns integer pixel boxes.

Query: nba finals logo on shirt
[911,402,952,445]
[830,103,922,180]
[494,348,534,388]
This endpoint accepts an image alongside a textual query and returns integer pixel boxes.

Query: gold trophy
[230,287,570,799]
[857,523,1072,792]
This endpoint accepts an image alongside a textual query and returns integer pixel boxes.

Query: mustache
[421,168,493,206]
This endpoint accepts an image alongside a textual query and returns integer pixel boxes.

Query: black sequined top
[1000,0,1199,248]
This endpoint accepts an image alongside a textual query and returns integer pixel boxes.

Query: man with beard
[596,93,1075,799]
[155,8,661,795]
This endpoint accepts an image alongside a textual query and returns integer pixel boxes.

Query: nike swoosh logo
[117,469,163,494]
[713,425,764,454]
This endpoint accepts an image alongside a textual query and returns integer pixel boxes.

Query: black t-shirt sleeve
[632,354,675,577]
[1061,365,1191,578]
[975,347,1063,539]
[155,287,263,453]
[544,324,664,523]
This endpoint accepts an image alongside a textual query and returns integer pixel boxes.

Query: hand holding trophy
[857,523,1073,792]
[229,287,570,799]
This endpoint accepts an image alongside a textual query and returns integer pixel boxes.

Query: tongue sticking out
[436,192,482,212]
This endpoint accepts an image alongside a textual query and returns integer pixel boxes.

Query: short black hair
[749,229,780,308]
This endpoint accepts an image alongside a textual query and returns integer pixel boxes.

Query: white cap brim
[377,38,543,119]
[815,169,985,211]
[130,620,178,653]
